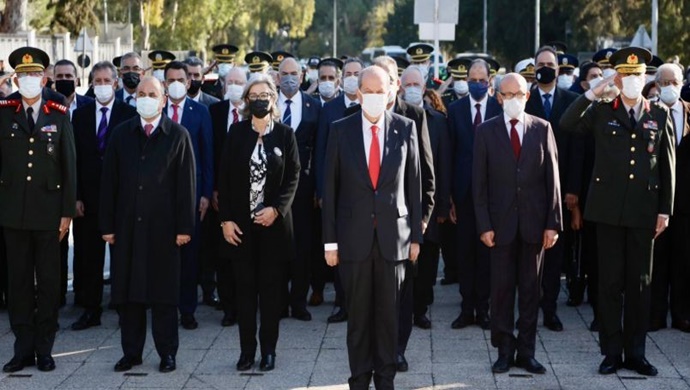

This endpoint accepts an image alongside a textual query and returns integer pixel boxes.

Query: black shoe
[672,319,690,333]
[180,314,198,330]
[308,291,324,306]
[451,312,474,329]
[291,308,312,321]
[36,355,56,372]
[413,314,432,329]
[236,353,255,371]
[221,312,237,327]
[440,277,458,285]
[396,353,408,372]
[566,295,583,307]
[598,355,622,375]
[491,354,513,374]
[114,356,143,372]
[543,314,563,332]
[327,308,348,323]
[159,355,176,373]
[589,317,600,332]
[476,312,491,330]
[280,307,290,319]
[71,308,102,331]
[203,294,219,307]
[259,354,275,371]
[3,356,35,373]
[623,357,658,376]
[648,318,667,332]
[515,355,546,374]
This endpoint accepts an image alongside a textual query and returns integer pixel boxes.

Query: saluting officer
[560,47,675,377]
[0,47,77,373]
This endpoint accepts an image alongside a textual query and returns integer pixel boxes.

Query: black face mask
[55,79,76,97]
[249,99,271,118]
[535,66,556,84]
[122,72,140,89]
[188,80,202,95]
[45,79,54,89]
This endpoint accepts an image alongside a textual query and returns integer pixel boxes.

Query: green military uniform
[0,47,76,371]
[560,47,674,373]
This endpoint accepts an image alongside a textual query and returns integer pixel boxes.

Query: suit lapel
[13,105,31,134]
[551,88,566,120]
[611,97,634,130]
[33,101,49,134]
[682,101,690,138]
[346,114,372,190]
[378,112,399,186]
[528,90,546,119]
[519,115,534,164]
[494,116,516,161]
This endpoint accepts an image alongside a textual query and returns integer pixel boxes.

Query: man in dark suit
[70,61,137,330]
[184,57,220,108]
[524,46,580,332]
[163,61,214,330]
[323,65,422,390]
[205,67,248,326]
[100,76,196,373]
[447,59,503,330]
[314,57,363,322]
[0,47,77,373]
[114,52,145,107]
[276,57,320,321]
[649,63,690,333]
[474,73,561,375]
[560,47,675,376]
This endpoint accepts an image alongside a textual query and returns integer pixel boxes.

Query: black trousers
[5,228,61,357]
[60,229,69,305]
[490,236,543,358]
[397,261,414,356]
[650,224,671,323]
[286,196,313,312]
[179,213,201,315]
[582,220,599,313]
[233,226,285,356]
[439,221,458,281]
[72,214,108,309]
[669,215,690,322]
[310,207,330,294]
[456,197,490,315]
[0,227,7,306]
[119,303,178,359]
[414,241,440,316]
[541,212,571,316]
[596,223,653,358]
[340,235,405,390]
[202,208,235,314]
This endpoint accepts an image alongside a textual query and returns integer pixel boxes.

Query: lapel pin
[273,147,283,157]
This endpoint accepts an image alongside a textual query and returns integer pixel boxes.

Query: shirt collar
[170,97,186,112]
[97,98,115,112]
[469,95,486,107]
[623,100,643,116]
[670,99,683,112]
[279,91,301,105]
[504,112,525,126]
[344,94,357,108]
[140,114,162,132]
[22,98,42,114]
[362,112,385,130]
[539,85,555,97]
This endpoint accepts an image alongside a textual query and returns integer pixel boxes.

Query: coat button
[371,213,375,219]
[26,176,31,181]
[28,150,33,155]
[29,138,34,143]
[595,177,601,182]
[630,160,635,165]
[56,185,60,189]
[137,217,142,222]
[631,146,635,152]
[632,134,637,139]
[629,174,634,180]
[612,131,617,135]
[27,163,32,168]
[139,185,143,190]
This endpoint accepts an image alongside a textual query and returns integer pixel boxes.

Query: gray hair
[136,75,166,96]
[656,63,683,83]
[343,57,364,70]
[91,61,118,80]
[121,51,141,63]
[241,74,281,120]
[400,66,424,85]
[183,56,204,68]
[373,56,399,81]
[224,66,248,85]
[470,59,491,79]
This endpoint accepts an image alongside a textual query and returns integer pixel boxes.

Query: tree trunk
[0,0,28,33]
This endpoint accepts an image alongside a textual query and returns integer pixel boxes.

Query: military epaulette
[0,99,21,109]
[45,100,68,115]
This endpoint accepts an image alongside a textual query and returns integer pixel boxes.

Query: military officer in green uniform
[560,47,675,378]
[0,47,76,373]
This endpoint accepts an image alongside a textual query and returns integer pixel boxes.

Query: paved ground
[0,273,689,390]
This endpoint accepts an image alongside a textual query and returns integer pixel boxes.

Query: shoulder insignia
[611,97,620,110]
[0,99,21,109]
[46,100,68,114]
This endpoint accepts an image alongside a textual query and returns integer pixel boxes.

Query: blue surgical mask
[468,81,488,101]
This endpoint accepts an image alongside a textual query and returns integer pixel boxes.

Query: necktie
[629,108,637,128]
[473,103,482,130]
[232,108,239,124]
[510,119,521,159]
[670,108,679,145]
[543,93,552,119]
[369,125,381,189]
[26,107,35,130]
[349,101,357,107]
[97,107,109,153]
[144,123,154,138]
[283,99,292,127]
[125,95,134,107]
[172,104,180,123]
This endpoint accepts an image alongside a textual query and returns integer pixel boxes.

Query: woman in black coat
[217,74,300,372]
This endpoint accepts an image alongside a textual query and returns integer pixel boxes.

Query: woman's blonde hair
[241,73,281,120]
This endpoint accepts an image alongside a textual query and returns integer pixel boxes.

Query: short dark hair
[343,57,364,69]
[90,61,118,80]
[318,60,342,78]
[579,61,600,81]
[164,60,188,79]
[469,59,490,78]
[54,59,78,76]
[535,46,558,62]
[183,56,204,68]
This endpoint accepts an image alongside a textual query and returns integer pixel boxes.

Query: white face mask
[557,74,573,90]
[152,69,165,82]
[94,84,115,103]
[502,97,526,119]
[218,63,232,78]
[167,81,187,100]
[602,68,617,79]
[621,75,644,99]
[343,76,358,95]
[403,86,424,106]
[136,96,161,119]
[587,76,604,91]
[361,93,387,118]
[318,81,337,98]
[659,84,681,106]
[18,75,43,99]
[453,80,468,95]
[307,69,318,82]
[387,86,397,105]
[224,84,244,103]
[416,64,429,81]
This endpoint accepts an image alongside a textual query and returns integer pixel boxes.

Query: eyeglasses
[17,72,43,78]
[121,66,143,72]
[499,91,527,99]
[247,92,273,101]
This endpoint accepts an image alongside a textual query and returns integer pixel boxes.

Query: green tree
[382,0,416,46]
[49,0,99,35]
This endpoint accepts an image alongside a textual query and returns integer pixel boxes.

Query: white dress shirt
[123,90,137,107]
[167,98,186,124]
[68,97,78,119]
[95,98,115,134]
[344,95,358,108]
[670,99,684,145]
[469,95,487,123]
[22,99,41,124]
[278,91,303,130]
[504,112,525,144]
[622,100,643,122]
[227,103,245,132]
[141,115,162,136]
